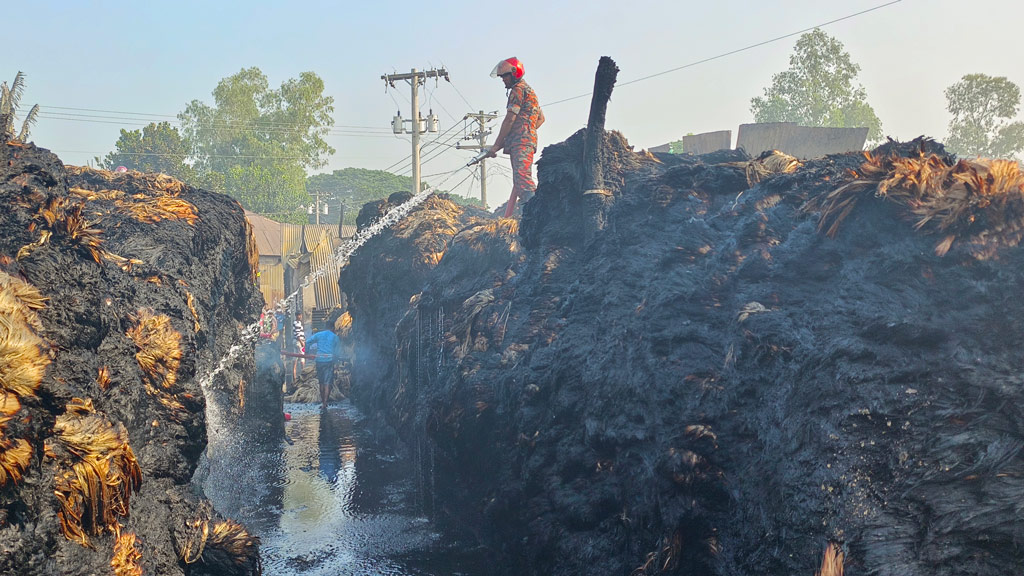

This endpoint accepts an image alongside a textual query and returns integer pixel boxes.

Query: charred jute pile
[343,191,499,413]
[341,131,1024,576]
[0,142,263,575]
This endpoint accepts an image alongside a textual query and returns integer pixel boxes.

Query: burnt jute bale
[0,142,262,575]
[342,131,1024,576]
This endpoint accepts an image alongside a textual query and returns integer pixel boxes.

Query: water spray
[200,164,475,391]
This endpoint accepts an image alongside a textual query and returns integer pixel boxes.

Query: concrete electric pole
[308,189,328,225]
[381,68,447,195]
[456,110,498,208]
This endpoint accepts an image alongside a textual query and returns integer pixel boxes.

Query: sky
[6,0,1024,207]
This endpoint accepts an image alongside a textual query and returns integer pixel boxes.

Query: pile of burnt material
[341,130,1024,576]
[0,142,263,575]
[343,191,501,415]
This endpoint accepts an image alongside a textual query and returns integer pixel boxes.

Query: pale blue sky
[7,0,1024,203]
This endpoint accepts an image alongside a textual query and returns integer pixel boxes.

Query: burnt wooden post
[581,57,619,238]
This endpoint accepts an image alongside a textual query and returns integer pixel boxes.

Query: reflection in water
[317,410,356,486]
[199,400,486,576]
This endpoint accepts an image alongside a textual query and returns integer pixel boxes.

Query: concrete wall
[737,122,868,159]
[683,130,732,155]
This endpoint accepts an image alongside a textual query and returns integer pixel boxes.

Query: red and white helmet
[490,57,524,80]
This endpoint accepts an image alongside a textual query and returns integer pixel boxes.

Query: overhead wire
[544,0,904,107]
[398,117,470,175]
[439,65,476,111]
[442,168,478,195]
[418,108,497,167]
[59,149,315,161]
[384,120,464,177]
[424,81,460,124]
[455,171,480,197]
[387,122,460,175]
[415,135,464,171]
[40,105,391,131]
[37,111,392,138]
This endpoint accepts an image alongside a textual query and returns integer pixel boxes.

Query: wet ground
[198,401,489,576]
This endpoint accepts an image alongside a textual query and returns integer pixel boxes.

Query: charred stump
[581,56,619,239]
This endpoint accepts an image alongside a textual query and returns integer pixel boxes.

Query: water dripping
[414,435,422,512]
[415,305,419,393]
[436,305,444,377]
[429,441,436,520]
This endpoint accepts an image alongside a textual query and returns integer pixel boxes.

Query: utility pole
[381,68,447,195]
[308,189,326,225]
[457,111,498,208]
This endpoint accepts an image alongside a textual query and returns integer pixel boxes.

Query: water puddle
[199,401,487,575]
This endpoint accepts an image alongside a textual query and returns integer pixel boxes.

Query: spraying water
[200,167,468,393]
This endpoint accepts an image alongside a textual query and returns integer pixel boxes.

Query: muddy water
[199,401,488,576]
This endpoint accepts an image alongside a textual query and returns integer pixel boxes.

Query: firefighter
[484,57,545,218]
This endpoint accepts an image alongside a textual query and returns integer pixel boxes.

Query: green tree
[306,168,415,225]
[178,67,335,216]
[99,121,194,180]
[945,73,1024,158]
[1,72,39,143]
[447,193,484,208]
[750,29,883,144]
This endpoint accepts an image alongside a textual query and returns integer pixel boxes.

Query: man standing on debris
[293,312,306,355]
[484,57,544,218]
[306,323,342,410]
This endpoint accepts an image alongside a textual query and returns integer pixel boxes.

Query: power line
[37,111,392,137]
[453,171,479,197]
[424,82,460,124]
[442,71,476,111]
[381,152,414,174]
[380,125,452,175]
[62,149,316,161]
[545,0,904,107]
[442,169,477,194]
[397,117,468,175]
[416,137,461,170]
[37,115,398,140]
[422,169,456,179]
[39,104,391,131]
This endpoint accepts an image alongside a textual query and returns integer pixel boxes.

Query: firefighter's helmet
[490,57,525,80]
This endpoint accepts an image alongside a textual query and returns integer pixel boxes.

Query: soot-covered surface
[0,142,263,575]
[341,132,1024,576]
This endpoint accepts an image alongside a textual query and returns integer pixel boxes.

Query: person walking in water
[484,57,544,218]
[306,323,343,410]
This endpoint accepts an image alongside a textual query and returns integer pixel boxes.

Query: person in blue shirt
[306,324,343,410]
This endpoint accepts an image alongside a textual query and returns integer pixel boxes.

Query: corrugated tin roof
[282,224,303,263]
[244,211,283,257]
[306,226,342,310]
[302,225,336,251]
[257,261,285,305]
[247,221,343,310]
